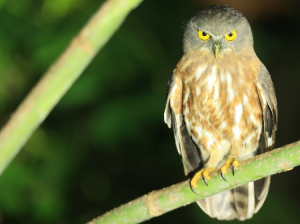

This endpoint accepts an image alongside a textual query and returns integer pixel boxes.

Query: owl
[164,5,277,220]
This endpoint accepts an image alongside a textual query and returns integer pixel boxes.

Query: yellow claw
[220,157,240,181]
[190,167,216,192]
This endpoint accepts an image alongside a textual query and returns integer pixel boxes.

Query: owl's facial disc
[183,6,254,57]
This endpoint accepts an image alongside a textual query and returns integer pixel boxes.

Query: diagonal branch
[0,0,143,176]
[89,140,300,224]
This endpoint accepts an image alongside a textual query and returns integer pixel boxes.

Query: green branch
[0,0,143,175]
[89,141,300,224]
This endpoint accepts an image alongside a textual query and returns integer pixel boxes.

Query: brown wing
[256,62,278,152]
[253,62,278,213]
[164,74,201,173]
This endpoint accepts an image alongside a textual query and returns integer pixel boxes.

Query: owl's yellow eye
[225,31,237,41]
[198,30,210,41]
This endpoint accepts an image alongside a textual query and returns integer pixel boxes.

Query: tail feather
[234,182,255,220]
[254,176,271,213]
[196,178,270,220]
[197,190,237,220]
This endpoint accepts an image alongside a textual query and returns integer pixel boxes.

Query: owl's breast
[182,60,262,160]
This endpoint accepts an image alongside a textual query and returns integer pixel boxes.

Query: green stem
[90,141,300,224]
[0,0,143,175]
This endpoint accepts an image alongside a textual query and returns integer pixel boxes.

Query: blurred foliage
[0,0,300,223]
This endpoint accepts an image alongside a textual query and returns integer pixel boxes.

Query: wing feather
[256,62,278,151]
[252,62,277,214]
[164,74,201,172]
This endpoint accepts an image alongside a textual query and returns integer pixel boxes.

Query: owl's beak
[214,41,220,59]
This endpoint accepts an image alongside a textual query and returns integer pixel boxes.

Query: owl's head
[183,5,254,58]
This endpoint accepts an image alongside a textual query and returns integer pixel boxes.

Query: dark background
[0,0,300,223]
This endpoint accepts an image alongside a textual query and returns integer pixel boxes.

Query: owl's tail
[196,177,270,220]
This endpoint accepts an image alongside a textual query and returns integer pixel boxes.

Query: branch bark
[0,0,143,175]
[89,140,300,224]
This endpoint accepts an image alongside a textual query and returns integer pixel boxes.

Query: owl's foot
[220,157,239,181]
[190,167,216,192]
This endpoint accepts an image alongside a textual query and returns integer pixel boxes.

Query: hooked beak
[214,41,220,59]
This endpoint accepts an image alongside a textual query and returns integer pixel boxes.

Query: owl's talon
[203,176,208,186]
[220,157,240,177]
[190,182,198,194]
[190,167,215,192]
[221,172,227,181]
[232,158,239,176]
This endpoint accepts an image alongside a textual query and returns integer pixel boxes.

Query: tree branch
[0,0,143,175]
[89,140,300,224]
